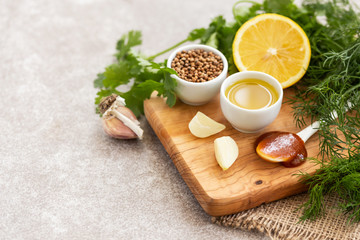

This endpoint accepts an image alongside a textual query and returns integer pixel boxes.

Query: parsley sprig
[93,31,178,116]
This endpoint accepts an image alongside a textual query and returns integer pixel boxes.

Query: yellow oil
[225,79,278,110]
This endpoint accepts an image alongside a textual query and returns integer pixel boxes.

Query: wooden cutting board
[144,90,319,216]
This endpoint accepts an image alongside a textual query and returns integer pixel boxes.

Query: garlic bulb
[99,94,143,139]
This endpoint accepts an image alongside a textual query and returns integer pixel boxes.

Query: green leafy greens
[94,30,177,116]
[94,0,360,222]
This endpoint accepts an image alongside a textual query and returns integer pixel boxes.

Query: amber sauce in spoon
[255,131,307,167]
[255,104,350,167]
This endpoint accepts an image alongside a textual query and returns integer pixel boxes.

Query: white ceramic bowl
[220,71,283,133]
[167,44,228,106]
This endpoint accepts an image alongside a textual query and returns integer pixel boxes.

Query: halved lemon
[232,14,311,88]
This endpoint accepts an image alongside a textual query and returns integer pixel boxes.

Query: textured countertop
[1,0,268,239]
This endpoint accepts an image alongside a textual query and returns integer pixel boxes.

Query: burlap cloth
[212,193,360,239]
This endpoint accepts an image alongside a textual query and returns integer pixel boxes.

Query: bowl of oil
[220,71,283,133]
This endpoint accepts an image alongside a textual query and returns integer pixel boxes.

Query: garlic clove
[102,116,138,139]
[109,106,143,139]
[214,136,239,170]
[102,106,143,140]
[115,106,140,125]
[99,93,144,140]
[188,111,225,138]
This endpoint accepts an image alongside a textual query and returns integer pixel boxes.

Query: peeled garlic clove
[214,136,239,170]
[188,111,225,138]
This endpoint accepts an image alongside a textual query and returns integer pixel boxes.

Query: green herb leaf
[115,30,142,60]
[163,71,177,107]
[102,62,131,88]
[287,1,360,221]
[93,73,105,88]
[232,1,261,25]
[121,80,165,117]
[201,16,226,44]
[263,0,293,14]
[187,28,206,41]
[205,33,219,48]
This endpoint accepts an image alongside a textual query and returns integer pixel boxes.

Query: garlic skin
[100,95,143,140]
[102,106,139,139]
[102,117,137,139]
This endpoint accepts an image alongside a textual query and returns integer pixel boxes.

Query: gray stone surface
[1,0,268,239]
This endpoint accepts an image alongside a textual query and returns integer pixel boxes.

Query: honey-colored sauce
[255,131,307,168]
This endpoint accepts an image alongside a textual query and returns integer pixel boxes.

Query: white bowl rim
[220,71,284,113]
[167,44,228,86]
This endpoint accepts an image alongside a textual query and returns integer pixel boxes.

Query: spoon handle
[296,121,320,143]
[296,102,352,143]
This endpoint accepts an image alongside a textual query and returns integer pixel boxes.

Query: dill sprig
[293,38,360,222]
[287,1,360,222]
[298,155,360,223]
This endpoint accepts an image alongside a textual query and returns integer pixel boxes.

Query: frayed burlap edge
[212,193,360,240]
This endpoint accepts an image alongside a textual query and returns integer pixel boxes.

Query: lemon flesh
[232,13,311,88]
